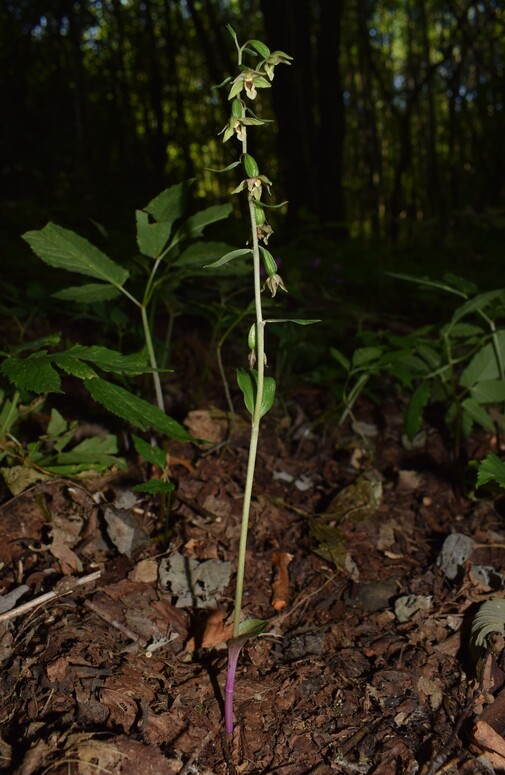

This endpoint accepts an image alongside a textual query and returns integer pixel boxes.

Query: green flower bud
[247,323,257,351]
[255,206,266,226]
[260,247,277,277]
[231,99,243,119]
[243,153,259,177]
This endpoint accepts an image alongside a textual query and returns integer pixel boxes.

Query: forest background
[1,0,504,296]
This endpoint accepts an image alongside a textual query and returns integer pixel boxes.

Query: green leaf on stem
[53,283,121,303]
[135,210,173,258]
[85,377,192,441]
[23,223,129,287]
[204,248,252,268]
[143,179,195,224]
[133,479,175,495]
[405,382,430,440]
[236,368,276,418]
[461,397,495,432]
[205,161,241,173]
[477,453,505,490]
[132,434,167,469]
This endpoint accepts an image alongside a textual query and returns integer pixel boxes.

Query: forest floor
[1,368,505,774]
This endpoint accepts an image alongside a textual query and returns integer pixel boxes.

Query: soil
[1,378,505,774]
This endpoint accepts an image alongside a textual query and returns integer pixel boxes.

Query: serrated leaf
[85,377,191,441]
[10,334,61,356]
[460,333,505,387]
[470,380,505,404]
[23,223,129,286]
[132,434,167,469]
[133,479,175,495]
[204,248,252,268]
[55,357,97,380]
[144,179,195,224]
[477,453,505,490]
[56,435,124,469]
[1,354,61,393]
[53,284,121,303]
[461,397,495,432]
[135,210,173,258]
[64,345,148,376]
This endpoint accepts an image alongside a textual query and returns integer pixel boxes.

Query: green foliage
[0,403,126,495]
[22,180,232,412]
[334,272,505,453]
[476,453,505,491]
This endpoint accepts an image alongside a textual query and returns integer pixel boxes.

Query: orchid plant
[207,26,317,736]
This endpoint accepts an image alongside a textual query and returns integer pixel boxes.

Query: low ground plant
[332,272,505,457]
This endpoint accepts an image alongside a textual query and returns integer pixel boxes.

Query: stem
[141,305,164,412]
[232,196,265,638]
[224,641,243,734]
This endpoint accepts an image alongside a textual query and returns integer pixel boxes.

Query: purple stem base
[224,639,244,734]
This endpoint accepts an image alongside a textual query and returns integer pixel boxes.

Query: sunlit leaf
[23,223,129,286]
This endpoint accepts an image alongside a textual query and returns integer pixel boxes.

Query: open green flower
[261,51,293,81]
[228,70,271,100]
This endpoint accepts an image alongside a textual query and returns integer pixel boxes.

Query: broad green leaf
[85,377,191,441]
[133,479,175,495]
[477,453,505,490]
[441,321,483,338]
[23,223,129,286]
[57,435,123,467]
[54,283,121,303]
[351,347,383,369]
[470,380,505,404]
[461,397,495,432]
[144,179,195,224]
[55,356,97,380]
[132,434,167,469]
[460,333,505,387]
[237,367,255,415]
[405,382,430,440]
[10,334,61,356]
[232,618,268,643]
[236,368,276,418]
[247,40,271,57]
[135,210,173,258]
[1,353,61,393]
[173,204,232,244]
[204,248,252,269]
[65,345,148,375]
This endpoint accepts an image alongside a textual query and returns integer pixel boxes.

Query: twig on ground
[0,570,101,623]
